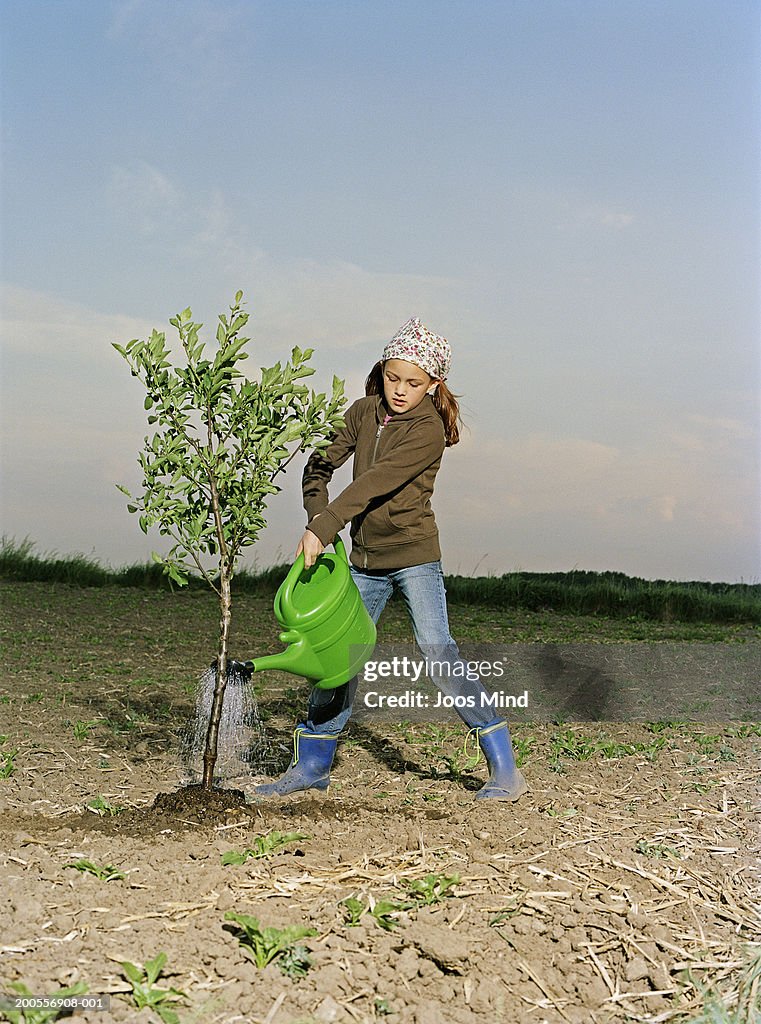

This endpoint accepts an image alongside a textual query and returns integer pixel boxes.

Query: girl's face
[382,358,437,413]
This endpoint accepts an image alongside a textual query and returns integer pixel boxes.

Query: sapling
[114,293,345,788]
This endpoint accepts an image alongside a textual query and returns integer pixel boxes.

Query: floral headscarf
[381,317,451,381]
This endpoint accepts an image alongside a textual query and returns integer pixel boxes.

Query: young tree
[113,292,346,789]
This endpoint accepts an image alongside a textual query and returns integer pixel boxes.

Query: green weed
[400,873,460,907]
[544,804,578,819]
[548,728,666,772]
[64,859,125,881]
[0,982,88,1024]
[369,899,409,931]
[277,944,313,979]
[221,830,309,865]
[489,895,527,925]
[675,942,761,1023]
[634,838,682,860]
[339,897,366,926]
[119,952,185,1024]
[85,795,124,816]
[512,733,534,767]
[0,748,18,779]
[72,720,97,741]
[223,912,317,973]
[726,724,761,739]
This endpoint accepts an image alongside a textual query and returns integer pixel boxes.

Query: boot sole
[475,775,529,802]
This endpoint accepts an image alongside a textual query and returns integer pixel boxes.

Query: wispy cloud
[436,423,758,578]
[106,0,246,99]
[107,160,181,235]
[102,164,462,365]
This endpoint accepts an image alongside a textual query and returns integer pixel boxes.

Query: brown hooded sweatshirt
[302,393,446,570]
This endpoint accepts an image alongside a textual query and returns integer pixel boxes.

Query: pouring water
[179,662,276,786]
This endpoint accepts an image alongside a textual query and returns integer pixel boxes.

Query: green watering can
[240,538,376,690]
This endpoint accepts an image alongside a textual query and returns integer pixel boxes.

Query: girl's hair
[364,361,462,447]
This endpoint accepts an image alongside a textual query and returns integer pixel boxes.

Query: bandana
[381,317,451,381]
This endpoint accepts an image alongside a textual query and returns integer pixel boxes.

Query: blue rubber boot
[469,718,528,801]
[252,725,338,798]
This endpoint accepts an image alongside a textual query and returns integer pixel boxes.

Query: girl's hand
[296,529,325,569]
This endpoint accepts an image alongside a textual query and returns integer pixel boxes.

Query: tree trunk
[202,567,232,789]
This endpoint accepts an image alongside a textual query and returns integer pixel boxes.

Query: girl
[255,318,527,802]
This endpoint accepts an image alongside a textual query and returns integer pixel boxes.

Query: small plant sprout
[221,830,309,865]
[73,719,97,741]
[0,746,18,779]
[119,952,185,1024]
[368,898,409,932]
[548,728,666,773]
[543,803,578,819]
[277,944,314,979]
[634,838,682,860]
[2,981,88,1024]
[223,912,317,974]
[400,872,461,907]
[64,859,126,881]
[340,896,367,927]
[85,795,125,816]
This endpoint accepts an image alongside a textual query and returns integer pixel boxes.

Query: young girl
[255,318,527,802]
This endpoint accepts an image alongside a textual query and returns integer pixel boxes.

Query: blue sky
[2,0,759,581]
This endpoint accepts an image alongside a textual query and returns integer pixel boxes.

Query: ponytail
[364,361,462,447]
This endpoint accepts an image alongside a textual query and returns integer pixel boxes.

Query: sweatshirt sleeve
[302,400,360,524]
[307,416,445,546]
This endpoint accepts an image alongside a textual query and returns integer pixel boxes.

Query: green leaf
[120,960,144,986]
[144,952,167,986]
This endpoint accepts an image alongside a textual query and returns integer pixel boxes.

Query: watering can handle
[283,535,347,592]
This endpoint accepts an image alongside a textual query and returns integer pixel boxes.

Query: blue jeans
[305,560,498,733]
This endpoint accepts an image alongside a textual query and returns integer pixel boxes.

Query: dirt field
[1,582,759,1024]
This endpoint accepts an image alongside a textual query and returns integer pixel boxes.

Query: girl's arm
[307,417,445,547]
[302,400,361,524]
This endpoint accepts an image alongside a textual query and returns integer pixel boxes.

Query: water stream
[179,664,278,786]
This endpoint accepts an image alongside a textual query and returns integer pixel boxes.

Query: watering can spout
[251,631,325,682]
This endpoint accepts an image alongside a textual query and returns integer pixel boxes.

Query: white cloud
[101,165,462,362]
[435,421,758,578]
[3,281,757,582]
[553,195,636,233]
[107,0,244,93]
[600,211,635,229]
